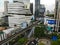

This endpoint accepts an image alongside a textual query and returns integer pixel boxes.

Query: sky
[0,0,55,12]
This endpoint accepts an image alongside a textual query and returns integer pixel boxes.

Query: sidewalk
[38,39,51,45]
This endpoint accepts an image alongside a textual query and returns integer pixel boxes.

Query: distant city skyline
[0,0,55,12]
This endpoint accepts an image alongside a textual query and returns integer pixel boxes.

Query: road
[38,39,51,45]
[0,21,40,45]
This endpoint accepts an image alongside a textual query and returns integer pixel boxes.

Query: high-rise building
[8,3,26,14]
[35,0,40,9]
[30,3,33,14]
[4,0,32,27]
[55,0,60,32]
[4,1,9,15]
[13,0,23,2]
[35,0,40,19]
[4,1,9,25]
[39,4,45,17]
[5,0,31,15]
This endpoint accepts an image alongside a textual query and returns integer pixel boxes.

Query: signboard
[52,36,58,41]
[46,26,52,31]
[48,20,56,24]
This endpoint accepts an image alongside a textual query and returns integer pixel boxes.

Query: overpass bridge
[0,21,40,45]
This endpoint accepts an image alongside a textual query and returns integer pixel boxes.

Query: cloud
[41,0,55,11]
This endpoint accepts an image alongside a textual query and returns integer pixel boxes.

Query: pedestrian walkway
[38,39,51,45]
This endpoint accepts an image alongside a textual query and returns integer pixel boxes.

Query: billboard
[48,20,56,24]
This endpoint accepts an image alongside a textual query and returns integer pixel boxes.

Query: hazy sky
[30,0,55,11]
[0,0,55,12]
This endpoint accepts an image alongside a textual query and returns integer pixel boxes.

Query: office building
[8,15,26,27]
[4,0,32,27]
[39,4,45,17]
[4,1,9,15]
[13,0,23,2]
[30,3,33,14]
[10,0,31,15]
[35,0,40,18]
[8,3,26,14]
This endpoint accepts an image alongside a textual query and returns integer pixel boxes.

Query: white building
[44,17,55,31]
[4,1,9,15]
[25,16,32,25]
[8,15,26,27]
[0,12,5,25]
[7,3,26,14]
[4,0,32,28]
[8,15,32,28]
[7,0,31,15]
[13,0,30,9]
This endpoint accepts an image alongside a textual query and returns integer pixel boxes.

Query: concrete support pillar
[1,42,9,45]
[7,42,9,45]
[32,27,35,34]
[2,44,5,45]
[24,32,27,37]
[27,27,35,38]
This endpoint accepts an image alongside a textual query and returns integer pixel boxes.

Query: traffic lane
[28,39,38,45]
[0,21,39,45]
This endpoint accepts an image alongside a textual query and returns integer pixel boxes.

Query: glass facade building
[35,0,40,18]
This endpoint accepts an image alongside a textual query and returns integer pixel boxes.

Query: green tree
[46,14,54,17]
[18,38,28,45]
[51,40,60,45]
[34,26,46,38]
[38,43,45,45]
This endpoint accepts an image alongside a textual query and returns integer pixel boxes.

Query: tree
[34,26,46,38]
[38,43,45,45]
[51,40,60,45]
[46,14,54,17]
[18,38,28,45]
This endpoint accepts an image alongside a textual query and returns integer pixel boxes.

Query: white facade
[0,32,7,41]
[13,0,30,3]
[8,15,26,27]
[4,1,9,15]
[44,17,55,31]
[25,16,32,24]
[8,3,24,7]
[44,17,50,25]
[44,17,55,26]
[8,3,26,14]
[7,1,31,14]
[7,0,31,27]
[8,15,32,27]
[0,12,5,25]
[13,0,23,2]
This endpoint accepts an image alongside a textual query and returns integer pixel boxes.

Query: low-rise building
[44,17,55,32]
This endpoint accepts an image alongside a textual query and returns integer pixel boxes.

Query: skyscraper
[7,0,31,15]
[55,0,60,32]
[30,3,33,14]
[35,0,40,19]
[4,1,9,15]
[35,0,40,11]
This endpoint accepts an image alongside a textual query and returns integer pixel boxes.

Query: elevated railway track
[0,21,40,45]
